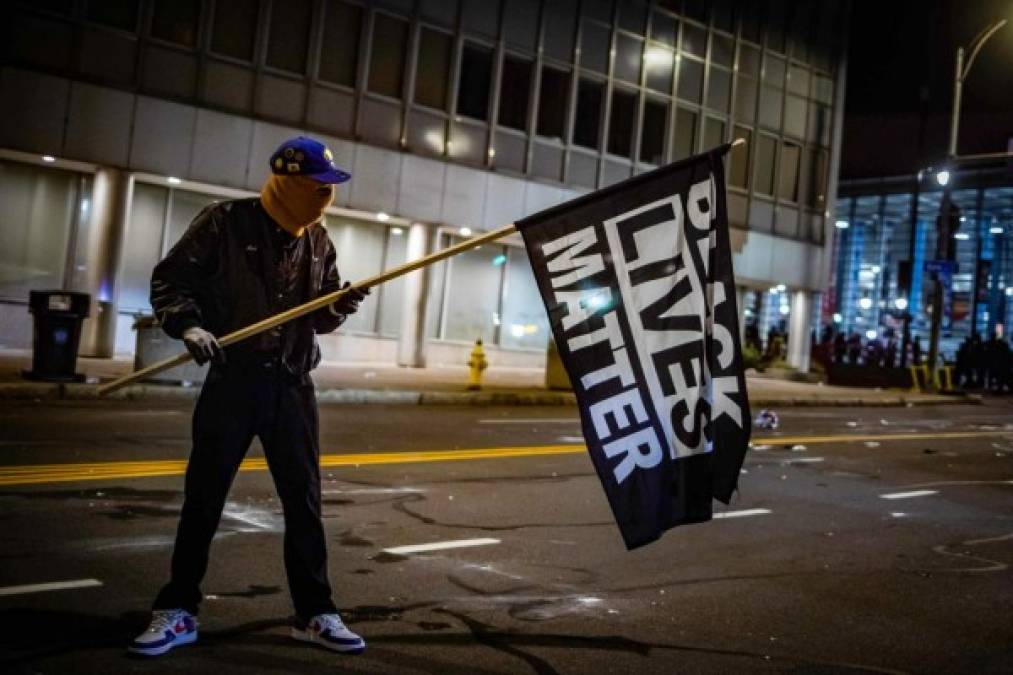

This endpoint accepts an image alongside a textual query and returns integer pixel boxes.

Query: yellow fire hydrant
[467,339,488,390]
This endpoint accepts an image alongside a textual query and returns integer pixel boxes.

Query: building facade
[833,164,1013,361]
[1,0,849,370]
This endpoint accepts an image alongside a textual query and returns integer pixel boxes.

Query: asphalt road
[1,398,1012,674]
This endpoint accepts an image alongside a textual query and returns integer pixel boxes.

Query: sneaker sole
[291,627,365,654]
[128,630,197,657]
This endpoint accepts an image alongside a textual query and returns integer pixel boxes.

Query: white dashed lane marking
[713,508,772,519]
[382,538,501,556]
[880,490,939,500]
[0,578,103,597]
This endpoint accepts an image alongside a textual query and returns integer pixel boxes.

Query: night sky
[842,0,1013,179]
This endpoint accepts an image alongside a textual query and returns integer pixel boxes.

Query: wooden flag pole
[97,138,746,397]
[97,222,518,396]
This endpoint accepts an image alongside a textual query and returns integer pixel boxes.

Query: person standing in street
[129,137,368,657]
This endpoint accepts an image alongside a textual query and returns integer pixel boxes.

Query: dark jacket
[150,198,346,377]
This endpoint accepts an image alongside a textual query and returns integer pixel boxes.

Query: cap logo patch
[323,148,333,160]
[287,162,300,173]
[273,157,283,169]
[283,148,295,159]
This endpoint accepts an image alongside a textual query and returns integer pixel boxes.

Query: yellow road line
[0,430,1010,487]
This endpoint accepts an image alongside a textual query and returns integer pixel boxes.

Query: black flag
[517,146,750,550]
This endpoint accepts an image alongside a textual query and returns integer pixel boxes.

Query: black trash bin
[23,290,91,382]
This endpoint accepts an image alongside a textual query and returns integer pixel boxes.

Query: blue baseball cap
[269,136,351,184]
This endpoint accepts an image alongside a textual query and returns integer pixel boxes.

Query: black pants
[153,361,337,621]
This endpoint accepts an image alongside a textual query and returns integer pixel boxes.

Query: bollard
[467,339,488,390]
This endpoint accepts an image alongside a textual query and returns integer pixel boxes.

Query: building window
[607,89,637,158]
[650,11,676,47]
[677,57,703,103]
[500,248,549,349]
[755,134,777,195]
[457,43,494,121]
[414,27,453,110]
[673,107,697,159]
[210,0,260,61]
[681,23,707,58]
[580,21,610,73]
[266,0,312,74]
[498,56,533,131]
[703,117,725,153]
[120,182,168,312]
[368,14,409,98]
[706,66,731,112]
[644,45,674,94]
[729,125,751,188]
[614,33,643,85]
[572,78,604,149]
[325,217,388,334]
[640,99,668,165]
[150,0,199,47]
[536,66,570,140]
[440,239,505,343]
[778,141,800,202]
[86,0,139,32]
[807,147,827,208]
[542,0,576,62]
[319,0,362,87]
[0,161,78,300]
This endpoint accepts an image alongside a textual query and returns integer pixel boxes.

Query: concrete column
[397,222,432,367]
[76,168,133,358]
[786,290,812,372]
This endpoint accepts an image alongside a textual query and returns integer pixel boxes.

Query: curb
[0,381,981,407]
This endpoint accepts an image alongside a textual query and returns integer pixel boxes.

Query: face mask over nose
[260,174,335,237]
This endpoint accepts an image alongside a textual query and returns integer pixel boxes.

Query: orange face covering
[260,174,335,237]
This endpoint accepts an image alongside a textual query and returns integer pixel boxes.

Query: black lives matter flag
[517,146,750,550]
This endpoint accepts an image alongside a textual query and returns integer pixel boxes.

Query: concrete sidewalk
[0,350,972,407]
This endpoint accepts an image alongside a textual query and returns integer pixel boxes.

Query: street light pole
[927,19,1007,382]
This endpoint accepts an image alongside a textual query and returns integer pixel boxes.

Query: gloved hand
[330,281,370,316]
[182,327,225,366]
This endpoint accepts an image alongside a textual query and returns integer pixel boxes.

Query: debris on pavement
[754,410,779,430]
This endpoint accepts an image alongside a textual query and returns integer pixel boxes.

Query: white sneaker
[291,613,365,654]
[128,609,198,656]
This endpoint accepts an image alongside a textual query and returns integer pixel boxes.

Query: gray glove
[182,327,225,366]
[330,281,370,316]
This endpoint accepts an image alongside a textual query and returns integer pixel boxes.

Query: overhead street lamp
[926,18,1007,380]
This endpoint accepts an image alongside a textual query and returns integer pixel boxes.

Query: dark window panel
[457,44,494,120]
[789,0,813,61]
[763,55,786,87]
[703,117,724,152]
[461,0,500,38]
[368,14,409,98]
[712,0,736,33]
[498,56,533,130]
[503,0,539,52]
[681,23,707,58]
[579,20,610,73]
[86,0,138,31]
[543,0,577,62]
[787,65,809,96]
[618,0,646,34]
[759,85,782,130]
[151,0,199,47]
[419,0,458,26]
[319,0,362,87]
[755,134,776,195]
[673,107,697,160]
[807,147,827,208]
[682,0,708,24]
[676,57,703,103]
[778,141,800,202]
[784,94,807,138]
[738,44,760,77]
[614,33,643,84]
[766,0,787,52]
[607,88,636,158]
[650,11,677,47]
[644,46,673,94]
[414,28,453,109]
[211,0,260,61]
[266,0,312,74]
[572,78,604,149]
[640,99,668,165]
[706,66,730,112]
[729,125,751,188]
[734,77,757,122]
[536,66,570,139]
[740,1,760,43]
[582,0,612,23]
[711,34,733,68]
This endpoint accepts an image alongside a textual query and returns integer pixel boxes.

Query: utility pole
[926,19,1007,383]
